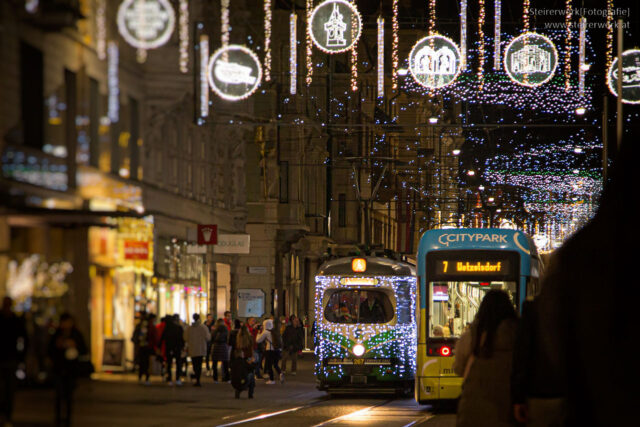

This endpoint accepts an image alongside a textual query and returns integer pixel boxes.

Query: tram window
[324,289,394,324]
[428,281,517,338]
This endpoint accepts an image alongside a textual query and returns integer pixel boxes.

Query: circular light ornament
[408,35,462,89]
[117,0,176,50]
[607,49,640,105]
[207,45,263,101]
[309,0,362,54]
[352,343,365,357]
[504,32,558,87]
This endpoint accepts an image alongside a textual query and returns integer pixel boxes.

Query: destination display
[427,250,519,281]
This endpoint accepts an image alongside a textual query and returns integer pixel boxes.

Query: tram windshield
[428,281,517,338]
[324,289,394,324]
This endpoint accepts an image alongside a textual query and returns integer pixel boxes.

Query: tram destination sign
[427,251,519,281]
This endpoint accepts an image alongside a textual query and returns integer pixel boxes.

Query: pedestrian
[184,313,211,387]
[155,316,168,379]
[48,313,88,427]
[0,297,27,427]
[228,319,242,359]
[137,313,157,385]
[256,318,284,384]
[251,320,263,378]
[211,319,230,382]
[230,349,255,399]
[223,311,232,331]
[131,312,145,373]
[282,315,304,375]
[159,314,185,385]
[453,290,518,427]
[531,136,635,426]
[204,313,215,376]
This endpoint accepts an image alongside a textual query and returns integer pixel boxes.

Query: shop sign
[124,240,150,260]
[309,0,362,54]
[207,45,262,101]
[237,288,265,317]
[607,49,640,104]
[408,35,462,89]
[504,32,558,87]
[248,266,268,275]
[214,234,250,254]
[197,224,218,245]
[117,0,176,50]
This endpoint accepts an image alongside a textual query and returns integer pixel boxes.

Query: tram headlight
[352,344,365,357]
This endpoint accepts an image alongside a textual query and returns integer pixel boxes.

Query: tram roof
[316,256,416,276]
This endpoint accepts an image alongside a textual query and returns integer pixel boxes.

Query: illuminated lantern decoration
[351,258,366,273]
[117,0,176,50]
[408,35,461,89]
[607,49,640,105]
[504,32,558,87]
[207,45,262,101]
[309,0,362,54]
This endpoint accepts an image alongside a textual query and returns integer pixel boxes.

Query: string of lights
[428,0,436,36]
[96,0,106,60]
[264,0,272,82]
[564,0,572,91]
[306,0,314,86]
[392,0,399,91]
[377,15,384,98]
[350,0,358,92]
[290,12,297,95]
[606,0,614,71]
[522,0,530,32]
[460,0,467,70]
[477,0,485,90]
[493,0,501,70]
[179,0,189,73]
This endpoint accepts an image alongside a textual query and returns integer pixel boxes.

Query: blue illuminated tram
[314,256,417,394]
[415,228,543,403]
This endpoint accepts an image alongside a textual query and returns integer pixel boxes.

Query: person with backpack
[256,318,284,384]
[211,319,230,382]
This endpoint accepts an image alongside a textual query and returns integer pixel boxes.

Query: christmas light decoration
[522,0,530,32]
[504,32,558,87]
[207,44,262,101]
[493,0,501,70]
[221,0,230,48]
[179,0,189,73]
[578,17,586,97]
[377,16,384,98]
[264,0,272,81]
[290,12,297,95]
[107,41,119,123]
[350,0,358,92]
[460,0,467,70]
[199,34,209,119]
[605,0,613,71]
[116,0,176,50]
[391,0,399,90]
[308,0,362,54]
[477,0,486,89]
[428,0,436,36]
[306,0,314,86]
[96,0,107,60]
[563,0,572,91]
[607,49,640,104]
[409,35,462,89]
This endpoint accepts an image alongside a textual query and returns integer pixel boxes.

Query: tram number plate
[353,359,365,365]
[351,375,367,384]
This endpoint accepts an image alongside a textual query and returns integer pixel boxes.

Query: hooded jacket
[256,319,278,351]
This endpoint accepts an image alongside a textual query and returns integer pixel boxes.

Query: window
[428,281,517,338]
[20,42,44,150]
[324,288,394,324]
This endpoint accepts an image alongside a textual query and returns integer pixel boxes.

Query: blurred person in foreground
[184,314,210,387]
[531,136,636,426]
[454,290,518,427]
[0,297,27,427]
[48,313,88,427]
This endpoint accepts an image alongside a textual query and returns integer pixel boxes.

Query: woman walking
[211,319,230,382]
[453,290,518,427]
[256,319,283,384]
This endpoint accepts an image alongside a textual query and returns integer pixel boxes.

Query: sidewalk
[11,356,322,427]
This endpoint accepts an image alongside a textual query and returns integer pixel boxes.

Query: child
[230,349,255,399]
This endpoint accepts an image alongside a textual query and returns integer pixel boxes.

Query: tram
[415,228,543,403]
[314,256,417,394]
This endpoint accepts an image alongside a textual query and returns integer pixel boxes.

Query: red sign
[197,224,218,245]
[124,240,149,260]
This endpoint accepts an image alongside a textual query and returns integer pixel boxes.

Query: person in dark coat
[230,349,255,399]
[211,319,230,382]
[532,136,636,426]
[0,297,27,426]
[359,293,385,322]
[281,315,304,375]
[228,319,242,359]
[159,314,185,385]
[48,313,88,427]
[136,313,157,384]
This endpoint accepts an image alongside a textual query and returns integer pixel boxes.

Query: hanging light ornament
[605,0,613,71]
[306,0,314,87]
[290,12,297,95]
[493,0,501,70]
[221,0,230,48]
[96,0,107,60]
[350,0,358,92]
[199,34,209,119]
[308,0,362,54]
[477,0,485,90]
[428,0,436,36]
[179,0,189,73]
[264,0,272,82]
[578,17,586,97]
[460,0,467,70]
[377,15,384,98]
[107,41,119,123]
[116,0,176,61]
[392,0,399,91]
[522,0,530,32]
[563,0,572,91]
